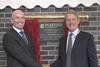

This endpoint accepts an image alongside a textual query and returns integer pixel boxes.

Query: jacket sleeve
[87,34,98,67]
[50,37,63,67]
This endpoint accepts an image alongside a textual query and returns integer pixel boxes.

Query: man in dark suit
[50,10,98,67]
[3,10,42,67]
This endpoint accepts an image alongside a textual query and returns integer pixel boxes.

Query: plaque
[39,22,64,46]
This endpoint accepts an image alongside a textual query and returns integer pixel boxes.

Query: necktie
[20,31,28,44]
[66,33,73,67]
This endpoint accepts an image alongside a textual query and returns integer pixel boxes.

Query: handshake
[42,64,50,67]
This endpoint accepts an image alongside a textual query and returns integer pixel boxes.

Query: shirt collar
[68,28,80,37]
[12,26,24,33]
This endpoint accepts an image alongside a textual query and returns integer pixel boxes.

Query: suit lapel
[72,31,83,51]
[25,33,34,54]
[60,36,67,65]
[10,28,32,56]
[62,31,84,66]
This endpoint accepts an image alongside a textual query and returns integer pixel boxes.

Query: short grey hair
[65,10,80,20]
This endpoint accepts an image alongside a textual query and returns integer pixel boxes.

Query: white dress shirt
[66,28,80,51]
[12,26,24,37]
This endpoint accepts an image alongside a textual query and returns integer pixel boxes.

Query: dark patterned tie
[20,31,28,44]
[66,33,73,67]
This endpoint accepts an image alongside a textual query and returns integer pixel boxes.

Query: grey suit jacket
[51,31,98,67]
[3,28,42,67]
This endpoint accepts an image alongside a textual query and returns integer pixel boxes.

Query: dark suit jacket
[50,31,98,67]
[3,28,42,67]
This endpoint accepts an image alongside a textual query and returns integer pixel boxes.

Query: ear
[77,19,80,23]
[78,20,80,27]
[11,18,13,24]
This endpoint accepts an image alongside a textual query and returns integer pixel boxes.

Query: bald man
[3,10,42,67]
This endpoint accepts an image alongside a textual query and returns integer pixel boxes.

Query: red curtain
[24,18,41,64]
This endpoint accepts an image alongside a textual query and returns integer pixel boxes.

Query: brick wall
[0,3,100,67]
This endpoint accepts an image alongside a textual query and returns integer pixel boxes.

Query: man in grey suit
[3,10,42,67]
[50,10,98,67]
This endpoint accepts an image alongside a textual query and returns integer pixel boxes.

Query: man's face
[11,10,25,30]
[65,14,80,32]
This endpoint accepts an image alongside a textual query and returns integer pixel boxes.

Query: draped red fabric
[24,18,41,64]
